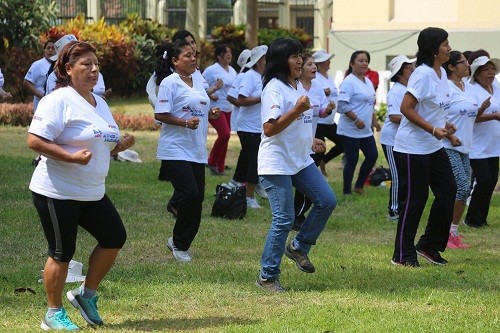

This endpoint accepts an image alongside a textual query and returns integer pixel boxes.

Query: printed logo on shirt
[182,106,192,113]
[439,101,450,110]
[192,109,204,117]
[270,104,281,110]
[33,115,43,121]
[200,101,207,105]
[302,114,312,123]
[108,124,118,129]
[93,129,102,138]
[103,133,120,143]
[159,99,168,103]
[467,111,477,118]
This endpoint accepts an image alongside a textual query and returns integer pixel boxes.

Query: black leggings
[32,192,126,262]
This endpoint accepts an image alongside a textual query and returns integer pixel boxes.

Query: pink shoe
[447,234,459,249]
[449,233,470,249]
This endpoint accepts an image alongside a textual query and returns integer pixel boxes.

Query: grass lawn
[0,119,498,332]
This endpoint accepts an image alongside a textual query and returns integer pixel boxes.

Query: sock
[450,224,459,237]
[47,307,62,317]
[81,285,96,299]
[292,238,299,251]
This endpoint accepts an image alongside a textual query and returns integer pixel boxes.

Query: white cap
[50,34,78,61]
[312,49,335,63]
[388,55,416,79]
[117,149,142,163]
[469,56,500,83]
[236,49,252,72]
[245,45,268,68]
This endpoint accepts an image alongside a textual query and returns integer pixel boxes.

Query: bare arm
[388,114,402,124]
[155,112,200,130]
[27,133,92,165]
[23,79,44,99]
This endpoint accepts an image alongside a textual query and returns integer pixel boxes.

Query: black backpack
[211,184,247,219]
[369,166,392,186]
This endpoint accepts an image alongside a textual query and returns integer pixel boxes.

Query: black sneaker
[284,241,315,273]
[416,247,448,265]
[391,258,420,267]
[255,276,285,292]
[387,210,399,221]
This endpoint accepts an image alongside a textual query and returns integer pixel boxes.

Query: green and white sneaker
[66,288,103,326]
[40,308,79,331]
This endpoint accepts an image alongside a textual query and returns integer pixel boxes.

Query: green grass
[0,124,499,332]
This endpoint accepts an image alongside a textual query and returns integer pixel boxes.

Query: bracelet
[432,126,436,136]
[185,120,188,128]
[353,117,359,123]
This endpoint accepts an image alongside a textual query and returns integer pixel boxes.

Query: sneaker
[255,183,268,199]
[416,247,448,265]
[209,165,224,176]
[255,276,285,292]
[246,197,262,209]
[167,237,192,263]
[390,259,420,267]
[41,308,80,331]
[448,233,470,249]
[387,211,399,221]
[284,241,315,273]
[463,220,486,228]
[66,288,103,326]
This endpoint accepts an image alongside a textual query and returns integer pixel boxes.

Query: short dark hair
[155,40,192,85]
[214,43,230,62]
[416,27,448,67]
[442,50,463,77]
[345,50,370,76]
[172,30,196,44]
[263,37,302,88]
[467,49,490,65]
[55,41,96,88]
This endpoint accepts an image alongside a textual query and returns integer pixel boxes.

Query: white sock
[450,224,459,237]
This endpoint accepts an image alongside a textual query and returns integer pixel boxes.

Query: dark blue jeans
[340,135,378,194]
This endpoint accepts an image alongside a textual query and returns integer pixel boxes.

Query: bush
[0,102,159,131]
[258,27,313,49]
[0,102,33,126]
[1,47,41,102]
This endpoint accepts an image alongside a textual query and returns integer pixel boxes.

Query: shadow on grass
[108,316,258,331]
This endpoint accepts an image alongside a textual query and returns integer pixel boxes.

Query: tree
[0,0,58,53]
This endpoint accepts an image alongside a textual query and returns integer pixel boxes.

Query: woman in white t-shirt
[294,53,335,230]
[155,40,221,263]
[442,51,492,248]
[28,41,135,331]
[203,44,237,175]
[226,45,268,209]
[312,49,342,177]
[255,38,336,292]
[337,50,380,195]
[463,54,500,228]
[392,27,456,267]
[380,55,415,221]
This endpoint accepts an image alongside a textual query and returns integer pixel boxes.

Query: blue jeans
[340,135,378,194]
[259,163,337,280]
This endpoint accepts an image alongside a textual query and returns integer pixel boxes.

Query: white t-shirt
[469,82,500,159]
[202,62,236,112]
[394,65,450,154]
[258,78,315,175]
[443,80,479,153]
[46,72,107,98]
[25,57,52,111]
[305,79,330,135]
[227,72,245,131]
[236,69,263,133]
[314,73,338,125]
[380,82,405,146]
[155,73,210,163]
[337,73,376,138]
[28,87,120,201]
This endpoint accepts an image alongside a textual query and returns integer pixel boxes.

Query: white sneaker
[246,197,262,209]
[255,183,268,199]
[229,179,244,188]
[167,237,192,263]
